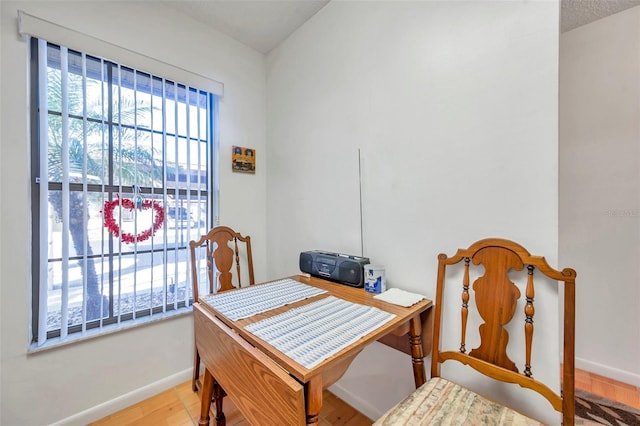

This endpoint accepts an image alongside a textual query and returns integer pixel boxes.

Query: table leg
[199,369,214,426]
[193,347,201,392]
[304,375,323,426]
[409,315,426,388]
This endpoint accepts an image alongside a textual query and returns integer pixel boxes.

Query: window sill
[28,306,193,354]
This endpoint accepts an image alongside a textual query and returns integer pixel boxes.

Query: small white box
[364,264,386,294]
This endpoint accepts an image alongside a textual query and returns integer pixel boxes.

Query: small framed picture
[232,146,256,174]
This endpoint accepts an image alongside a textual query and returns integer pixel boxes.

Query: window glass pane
[199,96,208,137]
[68,116,86,178]
[135,72,152,130]
[47,115,62,180]
[189,196,209,235]
[164,82,177,136]
[85,56,106,121]
[188,139,204,177]
[152,132,165,167]
[112,127,153,187]
[164,248,191,304]
[67,51,84,117]
[86,121,109,185]
[188,96,199,136]
[45,260,63,332]
[116,86,136,127]
[175,86,187,136]
[46,63,62,112]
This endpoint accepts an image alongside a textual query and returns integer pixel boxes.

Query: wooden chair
[375,238,577,425]
[189,225,255,394]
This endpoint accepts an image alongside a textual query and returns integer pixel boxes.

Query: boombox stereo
[299,250,370,287]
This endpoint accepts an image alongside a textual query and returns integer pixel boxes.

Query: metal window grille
[30,39,218,347]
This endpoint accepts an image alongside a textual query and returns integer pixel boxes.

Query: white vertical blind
[60,46,70,340]
[161,79,169,315]
[115,63,124,326]
[98,56,107,326]
[172,82,179,311]
[132,70,139,320]
[81,51,89,334]
[185,87,192,307]
[37,39,49,347]
[211,98,220,227]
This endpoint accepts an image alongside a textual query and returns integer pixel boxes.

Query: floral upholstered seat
[375,377,544,425]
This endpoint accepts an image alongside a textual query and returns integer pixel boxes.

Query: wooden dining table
[194,274,433,426]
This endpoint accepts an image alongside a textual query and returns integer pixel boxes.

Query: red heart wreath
[102,196,165,244]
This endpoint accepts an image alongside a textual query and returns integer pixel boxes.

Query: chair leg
[193,347,201,392]
[213,379,226,426]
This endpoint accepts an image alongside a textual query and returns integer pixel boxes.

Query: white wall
[266,1,561,423]
[560,6,640,386]
[0,2,268,424]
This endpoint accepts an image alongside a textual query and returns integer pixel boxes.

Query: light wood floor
[91,369,639,426]
[90,380,372,426]
[575,368,640,409]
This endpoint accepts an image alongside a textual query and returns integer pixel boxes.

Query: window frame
[29,38,219,348]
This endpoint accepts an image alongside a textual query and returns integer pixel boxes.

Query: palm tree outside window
[30,39,218,347]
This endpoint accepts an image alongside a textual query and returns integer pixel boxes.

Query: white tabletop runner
[200,278,327,321]
[245,296,396,369]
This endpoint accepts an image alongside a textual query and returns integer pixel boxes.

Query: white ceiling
[561,0,640,32]
[161,0,329,54]
[162,0,640,54]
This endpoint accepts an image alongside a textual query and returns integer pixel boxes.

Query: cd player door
[314,255,337,278]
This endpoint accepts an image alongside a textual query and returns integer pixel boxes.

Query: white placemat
[373,288,427,307]
[245,296,396,369]
[200,278,326,320]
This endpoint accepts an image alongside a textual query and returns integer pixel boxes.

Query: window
[30,39,218,347]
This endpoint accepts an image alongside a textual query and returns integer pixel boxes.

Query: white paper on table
[373,288,427,307]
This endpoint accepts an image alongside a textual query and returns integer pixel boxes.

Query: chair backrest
[189,226,255,302]
[431,238,576,425]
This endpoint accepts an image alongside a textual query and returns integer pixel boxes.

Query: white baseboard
[328,382,383,421]
[50,368,193,426]
[576,357,640,387]
[48,359,639,425]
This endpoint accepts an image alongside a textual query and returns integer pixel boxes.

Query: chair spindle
[234,237,242,287]
[460,257,470,353]
[524,265,535,377]
[206,242,214,294]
